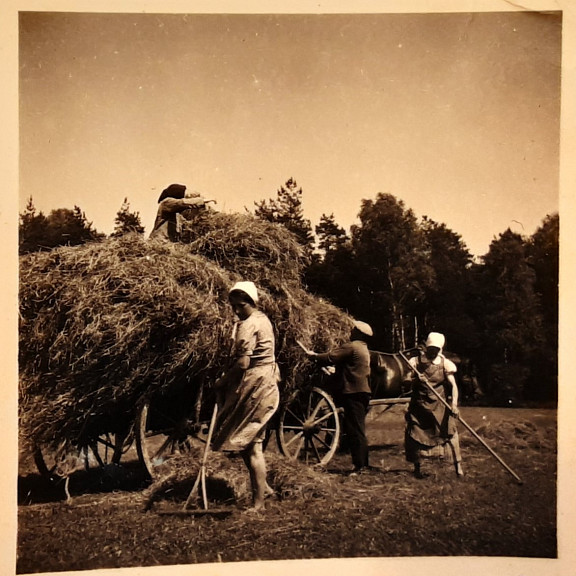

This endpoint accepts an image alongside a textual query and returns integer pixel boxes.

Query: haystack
[19,211,352,452]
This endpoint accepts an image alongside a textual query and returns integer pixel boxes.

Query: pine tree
[19,196,49,254]
[254,178,315,255]
[305,213,357,313]
[45,207,103,247]
[111,198,145,237]
[315,213,349,255]
[19,199,104,252]
[420,216,476,352]
[525,213,559,403]
[528,213,559,331]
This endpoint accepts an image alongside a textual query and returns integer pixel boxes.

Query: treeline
[256,179,558,408]
[19,179,559,406]
[18,196,144,253]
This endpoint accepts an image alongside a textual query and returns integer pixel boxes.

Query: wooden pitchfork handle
[296,340,315,356]
[398,351,523,485]
[183,402,219,510]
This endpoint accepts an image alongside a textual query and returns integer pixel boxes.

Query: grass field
[17,406,557,573]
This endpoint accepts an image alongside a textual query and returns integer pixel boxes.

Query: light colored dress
[212,310,280,452]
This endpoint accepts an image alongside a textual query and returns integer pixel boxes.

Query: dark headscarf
[157,183,187,203]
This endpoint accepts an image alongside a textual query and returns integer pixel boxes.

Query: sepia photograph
[2,1,575,575]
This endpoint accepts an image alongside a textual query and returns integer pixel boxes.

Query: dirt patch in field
[17,407,557,573]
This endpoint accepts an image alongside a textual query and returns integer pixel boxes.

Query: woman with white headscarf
[404,332,463,479]
[212,281,280,511]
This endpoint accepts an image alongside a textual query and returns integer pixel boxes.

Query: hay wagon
[31,348,415,481]
[135,349,414,478]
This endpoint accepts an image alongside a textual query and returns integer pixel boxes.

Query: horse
[368,349,415,401]
[371,348,484,403]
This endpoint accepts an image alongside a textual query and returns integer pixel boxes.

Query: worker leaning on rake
[404,332,464,479]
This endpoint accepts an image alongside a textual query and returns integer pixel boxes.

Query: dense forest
[19,179,558,407]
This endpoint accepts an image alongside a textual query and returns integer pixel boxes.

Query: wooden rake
[183,402,219,511]
[157,402,232,517]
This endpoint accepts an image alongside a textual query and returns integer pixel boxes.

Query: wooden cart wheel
[33,444,63,479]
[33,441,85,479]
[135,400,202,479]
[33,431,133,479]
[89,431,133,467]
[276,386,341,467]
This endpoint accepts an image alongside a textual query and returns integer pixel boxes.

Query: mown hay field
[17,406,557,573]
[16,212,559,574]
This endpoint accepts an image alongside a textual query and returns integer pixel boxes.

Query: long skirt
[212,363,280,452]
[405,397,461,464]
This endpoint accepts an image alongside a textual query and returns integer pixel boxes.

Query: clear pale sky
[18,9,561,257]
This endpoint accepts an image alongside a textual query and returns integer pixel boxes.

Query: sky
[17,8,562,257]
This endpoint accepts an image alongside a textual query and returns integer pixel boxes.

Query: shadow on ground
[18,462,151,505]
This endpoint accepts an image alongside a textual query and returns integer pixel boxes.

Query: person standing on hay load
[404,331,464,479]
[212,281,280,511]
[149,183,215,242]
[305,320,374,476]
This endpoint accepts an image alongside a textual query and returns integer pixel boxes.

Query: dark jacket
[316,340,371,395]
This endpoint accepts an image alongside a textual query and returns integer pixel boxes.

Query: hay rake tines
[156,403,232,517]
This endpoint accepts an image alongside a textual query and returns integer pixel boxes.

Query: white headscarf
[425,332,445,349]
[229,281,259,304]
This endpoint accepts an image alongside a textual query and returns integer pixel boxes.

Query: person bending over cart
[212,281,280,511]
[306,320,374,476]
[404,332,464,479]
[149,183,215,242]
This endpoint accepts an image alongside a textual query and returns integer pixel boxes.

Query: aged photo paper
[2,1,575,575]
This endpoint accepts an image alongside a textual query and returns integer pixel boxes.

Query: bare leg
[241,443,269,510]
[447,432,464,476]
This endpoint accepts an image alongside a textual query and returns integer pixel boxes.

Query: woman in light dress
[212,281,280,511]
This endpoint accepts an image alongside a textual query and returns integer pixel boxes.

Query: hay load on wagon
[19,211,353,452]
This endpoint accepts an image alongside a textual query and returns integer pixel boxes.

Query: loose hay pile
[143,448,335,511]
[19,211,352,452]
[472,419,556,452]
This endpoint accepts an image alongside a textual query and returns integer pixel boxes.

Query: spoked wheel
[276,387,341,467]
[33,443,64,480]
[89,431,133,467]
[135,400,204,479]
[33,431,133,479]
[33,441,84,480]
